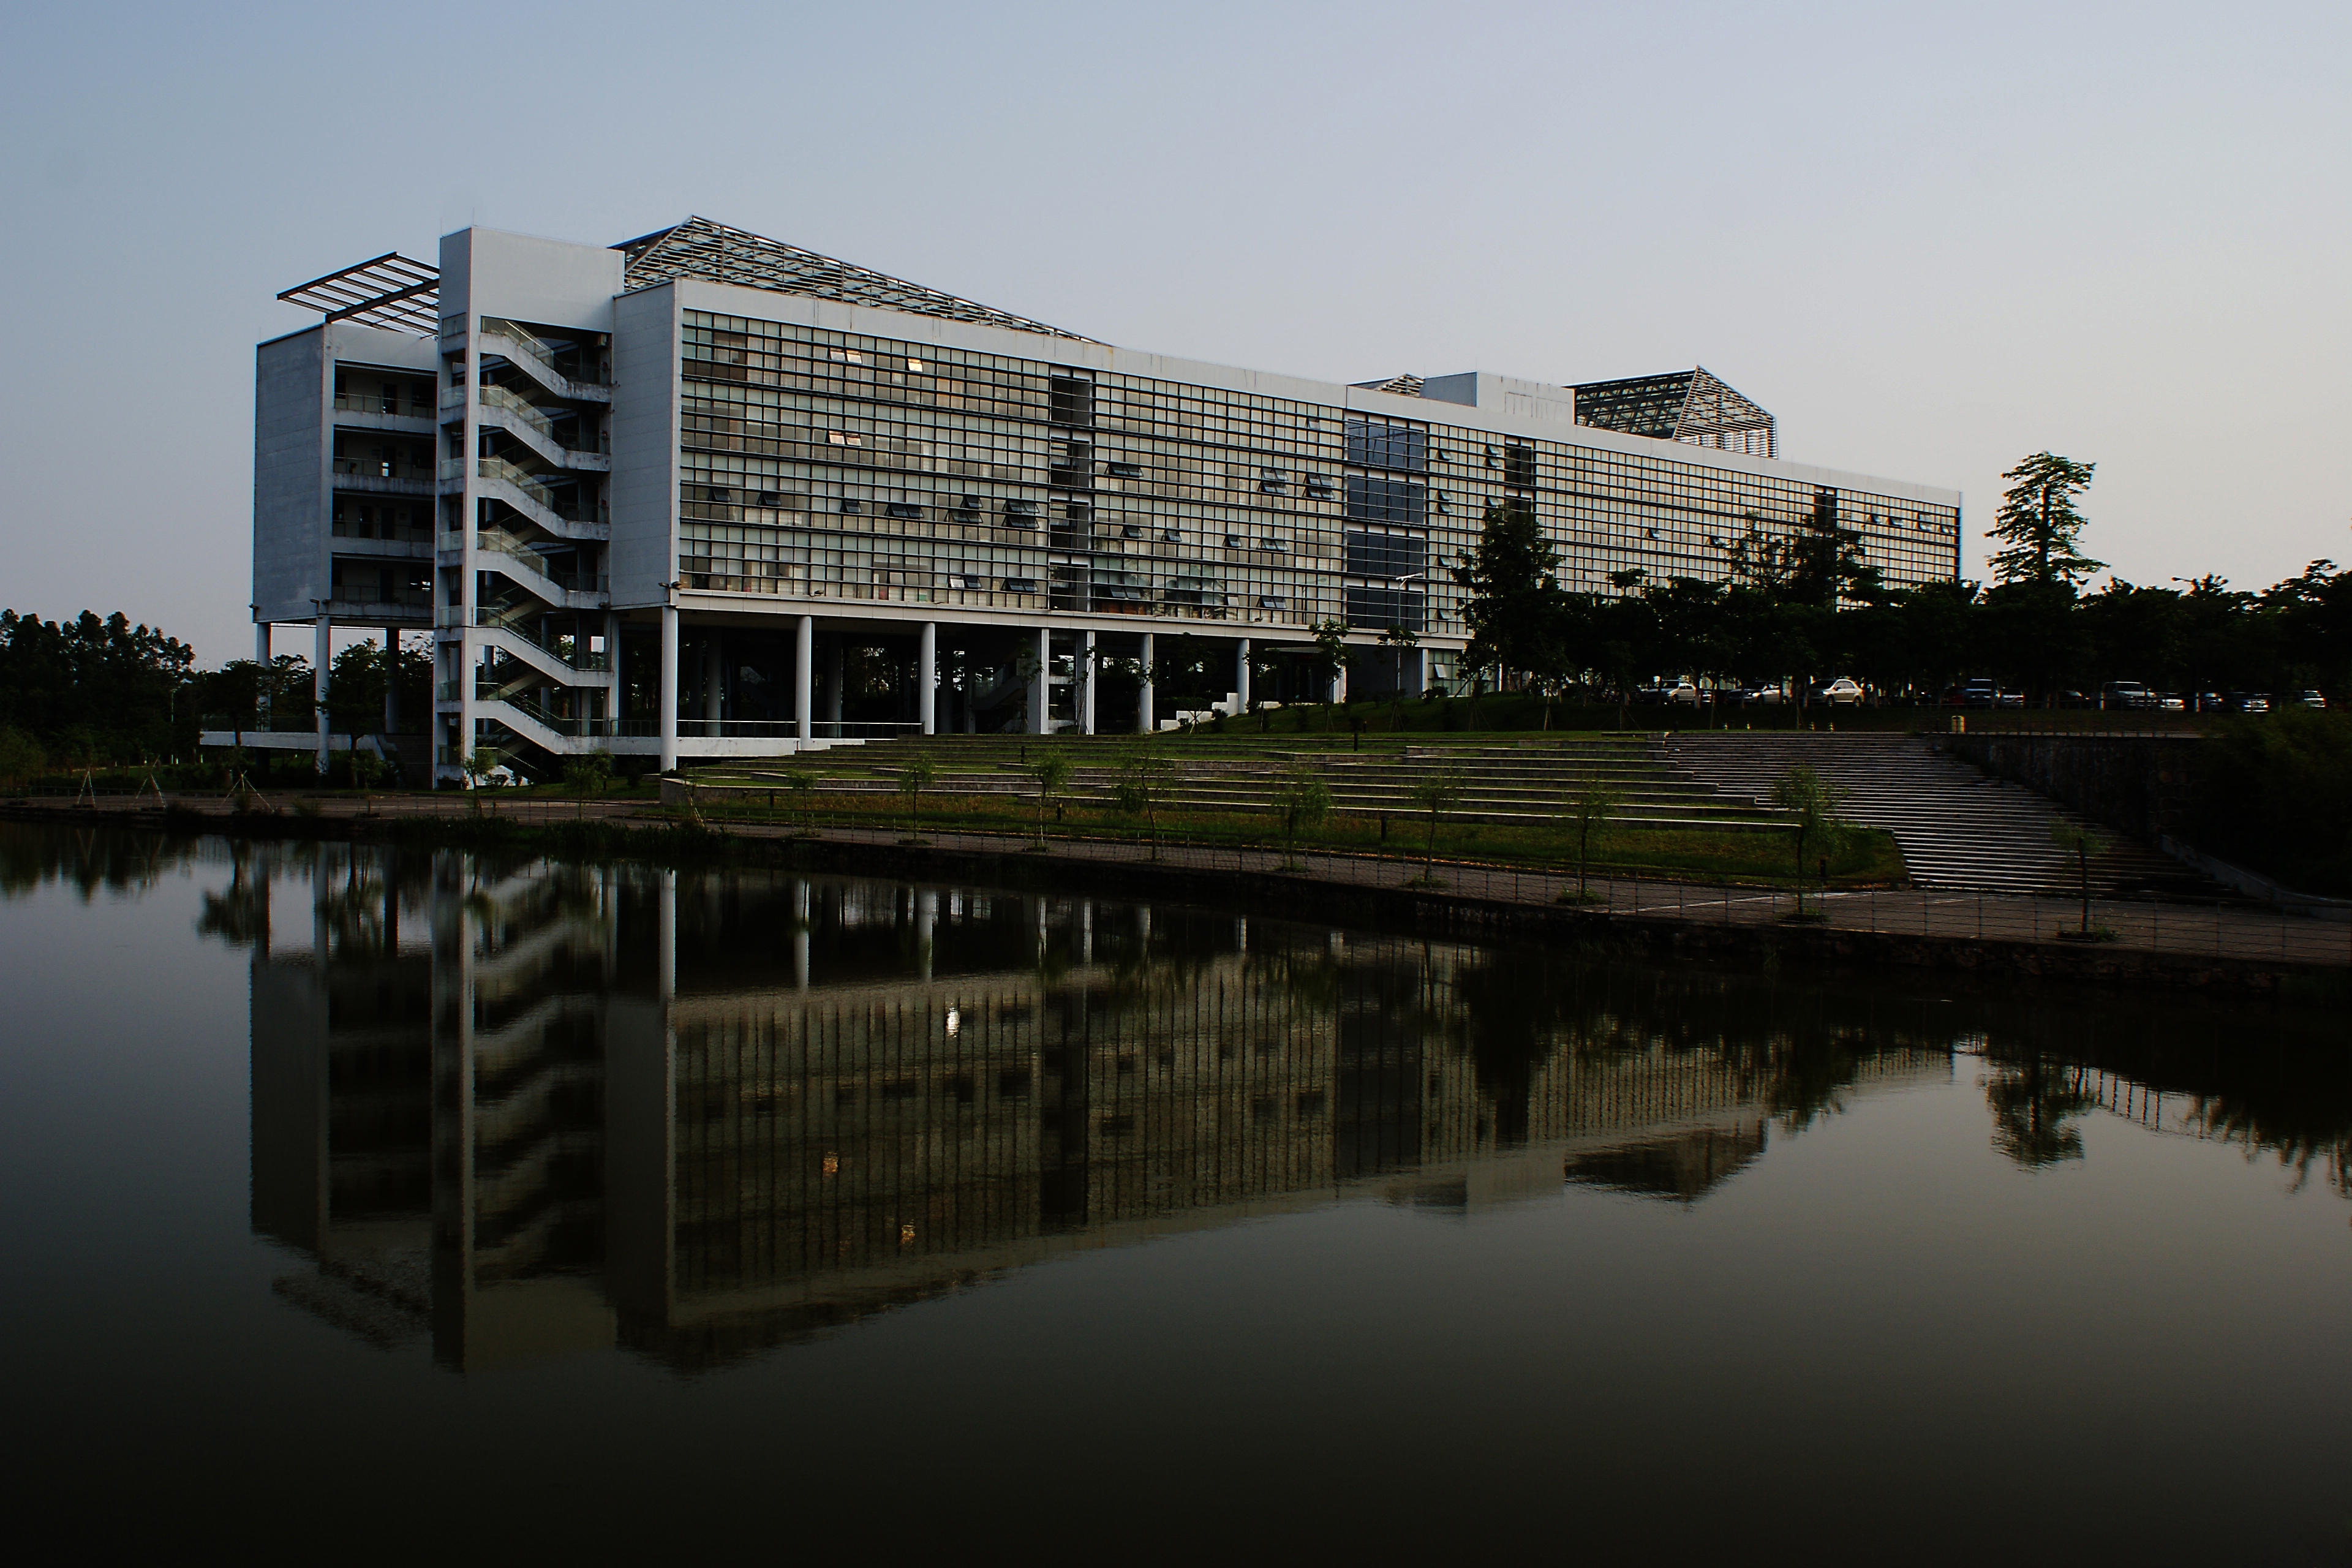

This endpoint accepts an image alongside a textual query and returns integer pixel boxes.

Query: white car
[1817,677,1865,706]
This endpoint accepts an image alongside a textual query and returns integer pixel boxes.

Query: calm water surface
[3,826,2346,1562]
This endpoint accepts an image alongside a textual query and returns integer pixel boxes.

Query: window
[840,498,863,514]
[1259,468,1289,494]
[1343,529,1427,578]
[884,502,922,519]
[1049,375,1095,426]
[1305,475,1335,499]
[756,491,781,507]
[1504,442,1536,489]
[1107,462,1143,479]
[1003,576,1039,592]
[1224,533,1246,548]
[827,431,863,446]
[1343,585,1426,632]
[707,486,731,502]
[1051,441,1092,487]
[1347,416,1425,472]
[1258,595,1287,609]
[1344,473,1425,526]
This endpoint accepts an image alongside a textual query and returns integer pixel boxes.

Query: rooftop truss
[277,252,440,335]
[1351,372,1425,398]
[1570,366,1774,458]
[615,216,1096,342]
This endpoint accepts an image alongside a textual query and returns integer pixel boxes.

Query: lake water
[3,824,2346,1562]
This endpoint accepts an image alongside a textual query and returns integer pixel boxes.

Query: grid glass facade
[672,309,1960,640]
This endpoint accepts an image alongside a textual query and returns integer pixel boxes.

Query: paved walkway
[39,794,2345,970]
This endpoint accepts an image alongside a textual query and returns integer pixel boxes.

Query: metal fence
[26,793,2351,968]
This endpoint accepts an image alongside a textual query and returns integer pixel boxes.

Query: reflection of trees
[1,822,200,903]
[1985,1057,2099,1167]
[197,842,270,949]
[2187,1096,2350,1199]
[1977,997,2350,1194]
[1448,952,1607,1146]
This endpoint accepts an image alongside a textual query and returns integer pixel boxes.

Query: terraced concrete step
[1659,734,2222,897]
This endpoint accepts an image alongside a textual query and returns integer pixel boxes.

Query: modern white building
[243,217,1962,781]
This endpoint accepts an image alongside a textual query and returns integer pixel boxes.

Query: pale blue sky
[2,0,2345,660]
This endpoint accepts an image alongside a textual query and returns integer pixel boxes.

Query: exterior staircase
[1659,733,2220,897]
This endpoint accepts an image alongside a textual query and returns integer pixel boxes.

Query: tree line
[1446,453,2351,709]
[0,611,429,779]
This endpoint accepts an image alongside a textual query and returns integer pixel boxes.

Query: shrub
[2190,710,2352,894]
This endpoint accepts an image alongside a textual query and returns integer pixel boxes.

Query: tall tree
[1451,500,1563,685]
[1989,452,2104,586]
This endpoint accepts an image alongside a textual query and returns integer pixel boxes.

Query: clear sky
[2,0,2345,662]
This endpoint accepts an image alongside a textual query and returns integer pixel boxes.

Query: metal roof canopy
[278,252,440,335]
[615,216,1096,343]
[1571,366,1775,458]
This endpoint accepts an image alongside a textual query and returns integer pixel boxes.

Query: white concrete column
[918,622,938,736]
[658,606,679,772]
[605,612,622,730]
[703,631,723,726]
[1415,646,1429,696]
[1137,631,1155,733]
[382,628,401,734]
[1235,638,1251,715]
[793,877,811,991]
[658,869,677,1005]
[1329,651,1346,706]
[1027,627,1050,735]
[314,611,332,775]
[1079,630,1097,735]
[795,615,814,743]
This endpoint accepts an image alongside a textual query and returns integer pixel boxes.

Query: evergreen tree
[1451,500,1563,683]
[1989,452,2104,586]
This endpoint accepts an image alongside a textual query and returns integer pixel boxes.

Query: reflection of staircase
[1659,733,2223,896]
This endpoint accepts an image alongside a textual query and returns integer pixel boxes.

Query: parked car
[2100,682,2155,710]
[1954,678,2013,709]
[1747,684,1792,706]
[2155,692,2187,711]
[1664,680,1703,706]
[1814,677,1866,706]
[2225,692,2271,714]
[2296,690,2328,709]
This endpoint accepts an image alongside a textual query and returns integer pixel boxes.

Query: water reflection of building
[244,846,1954,1373]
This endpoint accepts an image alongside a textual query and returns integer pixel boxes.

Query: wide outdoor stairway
[709,734,1783,832]
[1660,733,2220,897]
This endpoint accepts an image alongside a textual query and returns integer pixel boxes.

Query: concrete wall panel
[609,284,679,609]
[254,326,325,620]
